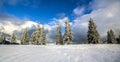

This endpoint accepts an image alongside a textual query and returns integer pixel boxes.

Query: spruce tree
[107,31,111,43]
[63,20,72,44]
[10,32,16,43]
[41,26,46,45]
[2,36,6,44]
[107,29,117,44]
[87,18,100,44]
[0,32,4,43]
[31,31,37,45]
[31,24,46,45]
[21,28,29,45]
[118,32,120,44]
[35,24,41,45]
[56,22,63,45]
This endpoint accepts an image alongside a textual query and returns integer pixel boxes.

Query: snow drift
[0,44,120,62]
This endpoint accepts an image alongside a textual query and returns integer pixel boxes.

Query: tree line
[0,18,120,45]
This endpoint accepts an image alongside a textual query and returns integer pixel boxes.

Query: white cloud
[72,0,120,43]
[20,21,38,29]
[52,17,73,27]
[0,14,70,43]
[45,17,72,43]
[73,7,84,16]
[91,0,120,10]
[0,20,37,34]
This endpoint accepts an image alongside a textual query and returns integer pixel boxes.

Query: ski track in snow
[0,44,120,62]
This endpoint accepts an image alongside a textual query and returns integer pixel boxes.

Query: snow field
[0,44,120,62]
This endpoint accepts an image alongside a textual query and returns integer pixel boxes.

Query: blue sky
[0,0,92,24]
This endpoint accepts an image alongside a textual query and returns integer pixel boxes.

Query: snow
[0,44,120,62]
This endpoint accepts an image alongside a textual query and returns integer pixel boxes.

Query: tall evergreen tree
[2,36,6,44]
[87,18,100,44]
[42,26,46,45]
[0,32,4,43]
[118,32,120,44]
[31,24,46,45]
[56,22,63,45]
[21,28,29,45]
[10,32,16,43]
[107,29,117,44]
[40,26,46,45]
[31,31,37,45]
[35,24,41,45]
[107,31,111,43]
[63,20,72,44]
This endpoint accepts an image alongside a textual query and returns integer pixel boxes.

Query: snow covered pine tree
[56,22,63,45]
[63,20,73,44]
[87,18,100,44]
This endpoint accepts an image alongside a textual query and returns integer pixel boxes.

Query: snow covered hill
[0,44,120,62]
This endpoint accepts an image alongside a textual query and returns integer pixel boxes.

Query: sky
[0,0,92,23]
[0,0,120,43]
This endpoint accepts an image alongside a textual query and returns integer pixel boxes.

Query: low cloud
[0,14,69,43]
[0,14,38,34]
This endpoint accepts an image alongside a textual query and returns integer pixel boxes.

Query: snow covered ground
[0,44,120,62]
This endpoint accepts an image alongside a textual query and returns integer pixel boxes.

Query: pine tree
[107,31,111,43]
[10,32,16,43]
[118,32,120,44]
[107,29,117,44]
[0,32,4,43]
[31,31,37,45]
[41,26,46,45]
[21,28,29,45]
[56,22,63,45]
[36,24,42,45]
[110,29,117,44]
[2,36,6,44]
[31,24,46,45]
[87,18,100,44]
[63,20,72,44]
